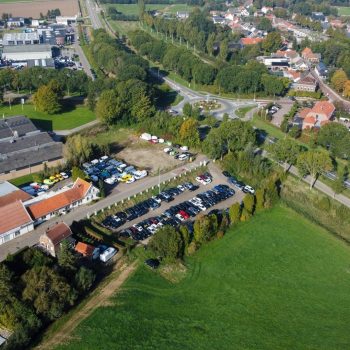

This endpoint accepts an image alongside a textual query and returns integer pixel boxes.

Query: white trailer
[99,247,117,263]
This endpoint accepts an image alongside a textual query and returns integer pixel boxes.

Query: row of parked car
[222,171,255,194]
[120,183,235,242]
[21,171,70,196]
[101,182,199,234]
[83,156,147,186]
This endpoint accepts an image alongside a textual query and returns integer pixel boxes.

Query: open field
[54,205,350,350]
[336,6,350,16]
[0,103,96,131]
[0,0,79,17]
[105,3,190,16]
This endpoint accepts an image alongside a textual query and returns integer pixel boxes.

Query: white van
[100,247,117,263]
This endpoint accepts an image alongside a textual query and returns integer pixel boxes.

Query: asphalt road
[311,69,350,110]
[86,0,103,29]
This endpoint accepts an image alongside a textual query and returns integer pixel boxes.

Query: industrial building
[0,116,63,176]
[2,44,52,61]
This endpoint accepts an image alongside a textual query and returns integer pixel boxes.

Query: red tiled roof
[0,200,32,235]
[0,189,32,208]
[240,37,264,45]
[299,108,311,119]
[311,101,335,119]
[75,242,95,257]
[27,178,92,220]
[45,222,72,246]
[304,116,316,124]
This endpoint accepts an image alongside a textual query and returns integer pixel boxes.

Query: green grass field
[55,206,350,350]
[0,103,96,131]
[106,3,190,16]
[235,105,255,118]
[336,6,350,16]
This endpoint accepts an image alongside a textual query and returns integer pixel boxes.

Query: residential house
[0,200,34,245]
[75,241,99,259]
[240,37,263,46]
[315,62,328,79]
[27,178,99,224]
[212,16,226,25]
[293,58,309,71]
[39,222,75,257]
[311,12,325,22]
[298,101,335,129]
[292,72,318,92]
[176,11,189,20]
[276,49,300,63]
[302,47,321,64]
[284,69,301,82]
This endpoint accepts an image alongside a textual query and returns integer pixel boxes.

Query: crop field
[0,0,79,17]
[54,206,350,350]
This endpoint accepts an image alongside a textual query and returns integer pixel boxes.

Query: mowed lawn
[336,6,350,16]
[55,206,350,350]
[0,103,96,130]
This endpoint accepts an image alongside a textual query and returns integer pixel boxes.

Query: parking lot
[117,134,194,176]
[99,171,246,244]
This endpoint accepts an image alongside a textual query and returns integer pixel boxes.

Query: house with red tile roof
[240,37,264,46]
[298,101,335,129]
[301,47,321,63]
[292,72,318,92]
[27,178,99,224]
[0,200,33,245]
[0,181,32,208]
[39,222,75,257]
[75,241,99,259]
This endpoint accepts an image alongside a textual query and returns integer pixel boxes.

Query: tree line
[0,246,95,350]
[129,30,287,95]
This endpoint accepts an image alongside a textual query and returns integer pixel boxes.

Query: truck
[99,247,117,263]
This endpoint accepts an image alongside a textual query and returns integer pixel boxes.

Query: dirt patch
[116,137,181,175]
[159,262,187,283]
[36,260,137,350]
[0,0,79,17]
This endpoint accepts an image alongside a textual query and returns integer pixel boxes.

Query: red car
[178,210,190,220]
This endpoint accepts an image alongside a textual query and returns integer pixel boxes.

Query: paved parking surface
[111,175,245,241]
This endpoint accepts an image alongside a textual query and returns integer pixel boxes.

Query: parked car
[243,185,255,194]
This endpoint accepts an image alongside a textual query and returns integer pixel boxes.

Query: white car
[164,147,172,153]
[178,154,188,161]
[100,155,109,161]
[196,176,212,185]
[180,146,188,151]
[243,185,255,194]
[196,203,207,211]
[133,170,147,180]
[177,184,185,192]
[175,213,185,221]
[152,195,162,204]
[126,176,135,184]
[104,178,115,185]
[133,224,143,232]
[60,172,69,179]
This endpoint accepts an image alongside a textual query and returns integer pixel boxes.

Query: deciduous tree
[297,150,332,189]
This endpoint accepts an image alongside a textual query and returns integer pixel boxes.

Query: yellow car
[55,174,64,181]
[120,174,132,182]
[49,175,59,183]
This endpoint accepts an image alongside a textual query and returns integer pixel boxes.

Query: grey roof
[0,140,63,173]
[0,116,63,174]
[27,58,55,68]
[0,181,18,196]
[0,132,55,154]
[3,44,52,54]
[0,115,38,140]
